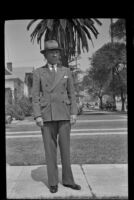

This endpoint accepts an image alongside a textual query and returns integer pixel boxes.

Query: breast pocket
[60,77,68,89]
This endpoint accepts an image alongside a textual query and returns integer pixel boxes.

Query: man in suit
[32,40,81,193]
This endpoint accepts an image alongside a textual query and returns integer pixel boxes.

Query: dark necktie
[50,65,55,81]
[51,65,54,71]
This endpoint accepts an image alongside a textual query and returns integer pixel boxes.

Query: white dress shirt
[47,63,57,72]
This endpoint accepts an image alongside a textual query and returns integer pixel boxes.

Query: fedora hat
[40,40,62,54]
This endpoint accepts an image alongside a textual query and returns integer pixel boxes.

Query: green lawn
[6,135,127,165]
[6,124,40,132]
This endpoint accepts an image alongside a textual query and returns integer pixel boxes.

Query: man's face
[45,49,60,65]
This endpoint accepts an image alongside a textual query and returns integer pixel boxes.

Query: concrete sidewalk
[6,164,128,199]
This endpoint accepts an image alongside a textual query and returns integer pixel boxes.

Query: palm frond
[45,29,52,41]
[85,18,94,26]
[71,19,88,50]
[30,20,45,43]
[84,19,99,38]
[37,21,47,44]
[46,19,53,30]
[80,23,94,47]
[88,25,99,38]
[60,19,67,31]
[27,19,38,30]
[67,22,75,50]
[77,32,81,55]
[93,18,102,26]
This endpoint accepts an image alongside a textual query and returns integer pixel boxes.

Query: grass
[6,124,40,132]
[6,135,127,166]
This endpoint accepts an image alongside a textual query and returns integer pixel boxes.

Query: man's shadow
[31,165,63,189]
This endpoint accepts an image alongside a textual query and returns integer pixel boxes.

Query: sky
[5,19,112,71]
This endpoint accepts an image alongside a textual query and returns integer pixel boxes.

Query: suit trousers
[41,120,75,187]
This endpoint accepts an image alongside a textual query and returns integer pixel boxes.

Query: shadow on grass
[31,166,63,189]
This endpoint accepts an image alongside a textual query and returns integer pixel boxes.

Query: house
[5,62,27,105]
[12,66,34,99]
[5,62,12,75]
[5,62,24,105]
[5,75,24,105]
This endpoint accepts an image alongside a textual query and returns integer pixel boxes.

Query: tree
[25,73,33,99]
[27,19,102,67]
[108,65,127,111]
[83,65,111,109]
[70,65,84,103]
[110,19,126,42]
[109,18,126,108]
[84,42,127,110]
[104,43,127,111]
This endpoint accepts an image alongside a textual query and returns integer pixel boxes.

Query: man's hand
[36,117,43,127]
[70,115,77,125]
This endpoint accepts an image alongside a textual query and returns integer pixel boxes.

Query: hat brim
[40,48,62,54]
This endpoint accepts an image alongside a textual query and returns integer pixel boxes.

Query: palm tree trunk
[110,18,117,111]
[61,53,69,67]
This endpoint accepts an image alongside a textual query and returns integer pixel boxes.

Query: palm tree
[27,19,102,67]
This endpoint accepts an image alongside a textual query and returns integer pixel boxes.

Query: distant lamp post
[110,18,116,111]
[75,51,81,104]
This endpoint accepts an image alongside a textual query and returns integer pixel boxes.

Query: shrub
[17,96,33,116]
[77,103,84,115]
[5,103,25,120]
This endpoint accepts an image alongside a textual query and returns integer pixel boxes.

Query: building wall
[23,83,29,97]
[5,79,14,90]
[14,79,24,100]
[5,79,24,103]
[5,88,12,105]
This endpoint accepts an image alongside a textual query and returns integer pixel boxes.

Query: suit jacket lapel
[41,64,65,92]
[50,66,65,92]
[41,64,54,91]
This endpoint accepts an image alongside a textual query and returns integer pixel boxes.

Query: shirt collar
[47,62,57,71]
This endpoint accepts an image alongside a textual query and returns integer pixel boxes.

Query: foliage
[25,73,33,88]
[5,115,13,124]
[77,103,84,115]
[110,19,126,41]
[82,42,127,110]
[91,42,127,94]
[18,96,33,116]
[5,103,25,120]
[71,67,83,92]
[5,96,33,121]
[27,19,102,66]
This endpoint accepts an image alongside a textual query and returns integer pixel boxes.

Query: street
[6,111,127,138]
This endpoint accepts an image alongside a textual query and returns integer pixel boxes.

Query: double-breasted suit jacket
[32,64,78,122]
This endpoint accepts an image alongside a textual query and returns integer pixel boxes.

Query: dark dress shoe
[63,184,81,190]
[49,185,58,193]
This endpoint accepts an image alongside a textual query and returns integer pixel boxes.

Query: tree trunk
[60,51,69,67]
[120,90,125,111]
[113,94,117,111]
[99,96,103,110]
